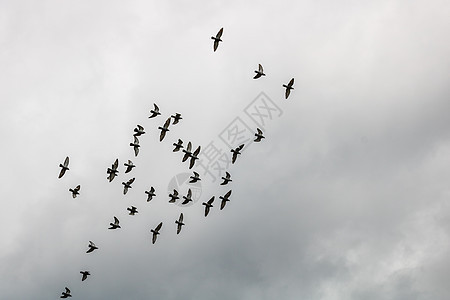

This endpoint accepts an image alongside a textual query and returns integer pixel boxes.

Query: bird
[189,146,201,169]
[122,178,135,195]
[254,128,265,142]
[202,196,215,217]
[220,171,232,185]
[124,160,135,173]
[148,103,161,118]
[211,27,223,52]
[60,287,72,298]
[231,144,245,164]
[127,206,138,215]
[151,222,163,244]
[219,190,232,210]
[189,171,201,183]
[109,216,121,229]
[175,213,184,234]
[182,188,193,205]
[158,117,171,141]
[69,185,81,198]
[171,113,182,124]
[168,189,179,203]
[253,64,266,79]
[80,271,90,282]
[182,141,192,162]
[58,156,69,178]
[107,159,119,182]
[145,187,156,202]
[283,78,294,99]
[173,139,183,152]
[130,136,140,157]
[133,125,145,137]
[86,241,98,253]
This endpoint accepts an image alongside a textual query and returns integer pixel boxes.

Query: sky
[1,0,449,299]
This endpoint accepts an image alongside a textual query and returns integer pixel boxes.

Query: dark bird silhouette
[60,287,72,298]
[182,188,193,205]
[109,216,121,229]
[69,185,80,198]
[86,241,98,253]
[220,171,232,185]
[168,189,179,203]
[107,159,119,182]
[158,117,171,141]
[254,128,265,142]
[175,213,184,234]
[133,124,145,137]
[189,171,201,183]
[145,187,156,202]
[202,196,215,217]
[124,160,135,173]
[80,271,90,282]
[283,78,294,99]
[231,144,245,164]
[253,64,266,79]
[58,156,69,178]
[182,141,192,162]
[171,113,182,124]
[130,136,140,157]
[151,222,163,244]
[219,190,232,210]
[122,178,135,195]
[148,103,161,118]
[189,146,201,169]
[127,206,138,215]
[173,139,183,152]
[211,27,223,52]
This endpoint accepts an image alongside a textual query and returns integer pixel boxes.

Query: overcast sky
[1,0,450,299]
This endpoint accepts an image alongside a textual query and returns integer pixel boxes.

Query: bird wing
[288,78,294,87]
[216,27,223,39]
[187,188,192,198]
[232,152,238,163]
[164,117,171,129]
[225,190,232,198]
[64,156,69,167]
[179,213,183,222]
[220,199,226,210]
[154,103,159,112]
[193,146,201,156]
[150,186,155,193]
[213,40,219,51]
[259,64,263,72]
[137,125,143,131]
[173,189,179,196]
[208,196,215,205]
[285,88,291,99]
[82,273,87,281]
[205,205,210,217]
[193,171,199,178]
[257,128,263,135]
[238,144,245,151]
[253,73,261,79]
[186,142,192,151]
[155,222,163,231]
[160,130,166,141]
[113,159,118,170]
[114,216,119,225]
[65,287,70,293]
[75,185,80,192]
[134,136,139,145]
[152,232,157,244]
[128,178,135,184]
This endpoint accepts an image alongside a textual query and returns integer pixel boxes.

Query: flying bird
[107,159,119,182]
[122,177,135,195]
[189,146,201,169]
[133,125,145,137]
[202,196,215,217]
[231,144,245,164]
[148,103,161,118]
[109,216,121,229]
[171,113,182,124]
[130,136,140,157]
[253,64,266,79]
[145,187,156,202]
[181,188,193,205]
[173,139,183,152]
[283,78,294,99]
[182,141,192,162]
[151,222,163,244]
[58,156,69,178]
[211,27,223,52]
[127,206,138,215]
[168,189,179,203]
[219,190,232,210]
[220,171,232,185]
[86,241,98,253]
[124,160,136,173]
[254,128,265,142]
[189,171,201,183]
[60,287,72,298]
[80,271,90,282]
[69,185,81,198]
[158,117,171,141]
[175,213,184,234]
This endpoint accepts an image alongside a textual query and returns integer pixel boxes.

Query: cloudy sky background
[1,0,449,299]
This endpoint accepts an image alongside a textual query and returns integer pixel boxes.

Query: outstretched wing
[179,213,183,222]
[216,27,223,39]
[63,156,69,167]
[288,78,294,87]
[259,64,263,73]
[114,216,119,225]
[155,222,163,231]
[224,190,232,198]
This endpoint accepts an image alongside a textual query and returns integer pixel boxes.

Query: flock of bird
[56,27,292,298]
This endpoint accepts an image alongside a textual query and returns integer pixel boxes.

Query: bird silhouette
[189,146,201,169]
[124,160,135,173]
[130,136,140,157]
[158,117,171,141]
[58,156,69,178]
[211,27,223,52]
[254,128,265,142]
[107,159,119,182]
[133,124,145,137]
[80,271,90,281]
[109,216,121,229]
[173,139,183,152]
[231,144,245,164]
[151,222,163,244]
[86,241,98,253]
[182,142,192,162]
[168,189,179,203]
[283,78,294,99]
[122,178,135,195]
[189,171,201,183]
[175,213,184,234]
[60,287,72,298]
[220,171,232,185]
[171,113,182,124]
[219,190,232,210]
[253,64,266,79]
[182,188,193,205]
[203,196,215,217]
[69,185,81,198]
[127,206,138,215]
[145,187,156,202]
[148,103,161,118]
